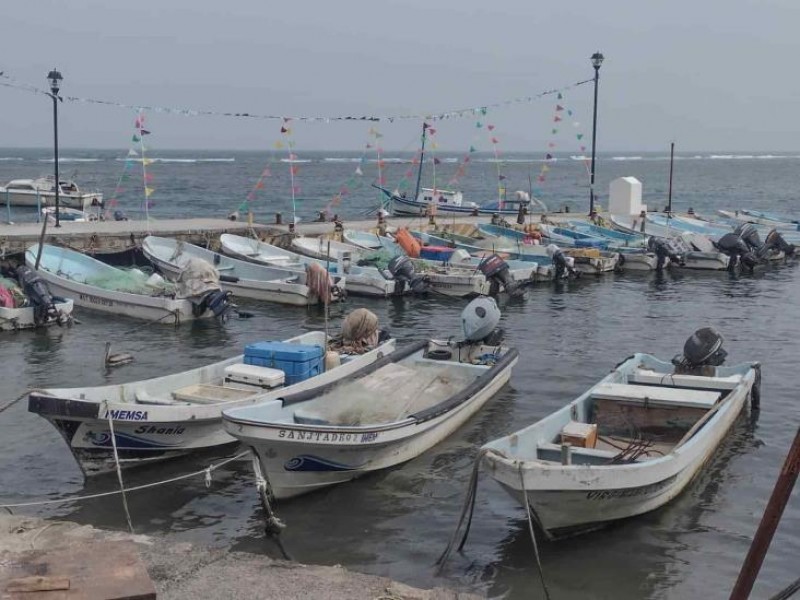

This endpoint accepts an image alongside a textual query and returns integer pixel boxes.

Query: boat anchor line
[251,451,292,561]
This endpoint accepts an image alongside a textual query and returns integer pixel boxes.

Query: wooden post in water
[667,142,675,215]
[729,425,800,600]
[33,211,49,270]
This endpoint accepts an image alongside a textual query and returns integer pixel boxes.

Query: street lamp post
[589,52,604,216]
[47,69,63,227]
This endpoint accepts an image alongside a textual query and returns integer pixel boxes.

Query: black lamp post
[47,68,63,227]
[589,52,604,216]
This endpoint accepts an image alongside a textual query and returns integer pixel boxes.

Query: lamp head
[591,52,604,69]
[47,68,63,95]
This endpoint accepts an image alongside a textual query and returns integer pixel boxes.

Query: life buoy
[394,228,421,258]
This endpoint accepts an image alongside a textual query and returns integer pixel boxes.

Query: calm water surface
[1,150,799,599]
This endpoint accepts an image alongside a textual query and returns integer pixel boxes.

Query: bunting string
[0,71,591,123]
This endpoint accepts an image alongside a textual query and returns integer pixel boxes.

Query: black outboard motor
[647,236,684,270]
[546,245,577,280]
[192,289,234,319]
[716,232,758,272]
[764,228,796,257]
[478,254,524,298]
[733,223,763,252]
[15,265,61,326]
[113,210,128,221]
[671,327,727,376]
[387,255,429,295]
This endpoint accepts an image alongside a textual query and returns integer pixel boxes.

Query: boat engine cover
[461,296,501,342]
[680,327,727,367]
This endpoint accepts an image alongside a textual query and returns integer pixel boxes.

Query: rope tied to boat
[0,388,47,415]
[251,452,292,561]
[518,463,552,600]
[105,401,135,534]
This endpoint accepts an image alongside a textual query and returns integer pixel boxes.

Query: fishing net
[85,269,174,296]
[355,249,396,270]
[0,276,25,308]
[329,308,380,354]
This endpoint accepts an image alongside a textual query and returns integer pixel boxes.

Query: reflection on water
[2,238,800,597]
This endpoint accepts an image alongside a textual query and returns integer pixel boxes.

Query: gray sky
[3,0,798,151]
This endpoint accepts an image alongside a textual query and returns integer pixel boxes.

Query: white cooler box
[224,363,285,391]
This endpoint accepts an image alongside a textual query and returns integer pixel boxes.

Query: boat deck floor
[593,434,676,461]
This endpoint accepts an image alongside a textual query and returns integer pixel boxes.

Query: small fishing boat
[290,236,366,262]
[29,322,397,475]
[25,244,230,323]
[480,328,759,539]
[143,236,340,306]
[378,186,530,216]
[342,229,401,253]
[223,297,518,499]
[0,175,103,208]
[41,206,101,225]
[0,267,73,331]
[221,233,397,298]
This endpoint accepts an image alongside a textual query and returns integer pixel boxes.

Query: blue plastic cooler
[243,341,324,385]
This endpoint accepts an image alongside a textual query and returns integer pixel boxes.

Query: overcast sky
[3,0,798,152]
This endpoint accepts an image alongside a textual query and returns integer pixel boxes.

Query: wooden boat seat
[629,369,742,391]
[171,384,257,404]
[591,383,720,410]
[537,441,619,465]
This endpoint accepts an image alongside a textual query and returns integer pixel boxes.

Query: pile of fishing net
[0,276,27,308]
[329,308,382,354]
[85,268,174,296]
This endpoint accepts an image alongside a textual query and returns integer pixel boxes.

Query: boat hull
[391,194,523,216]
[0,299,74,330]
[227,349,517,499]
[0,189,102,208]
[28,338,396,475]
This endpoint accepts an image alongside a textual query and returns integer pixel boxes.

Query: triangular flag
[262,167,271,177]
[567,110,573,116]
[405,169,414,177]
[291,185,301,194]
[144,173,154,182]
[127,149,138,157]
[366,143,373,149]
[577,134,584,140]
[552,129,558,134]
[132,134,140,142]
[580,145,586,151]
[546,153,553,160]
[554,116,562,122]
[538,175,546,182]
[498,174,506,180]
[255,181,265,190]
[289,153,298,160]
[433,157,441,165]
[491,137,499,144]
[355,166,363,176]
[469,145,476,152]
[142,158,154,166]
[431,142,438,149]
[487,124,495,131]
[280,126,288,133]
[542,165,550,173]
[548,143,556,148]
[145,187,155,197]
[140,129,151,135]
[556,105,564,111]
[480,107,487,115]
[475,122,483,128]
[557,93,563,100]
[428,128,437,135]
[290,166,299,176]
[274,141,284,149]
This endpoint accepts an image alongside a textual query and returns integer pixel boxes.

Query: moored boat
[0,267,73,331]
[143,236,339,306]
[480,328,759,539]
[223,297,518,499]
[25,244,230,323]
[28,320,397,475]
[0,175,103,208]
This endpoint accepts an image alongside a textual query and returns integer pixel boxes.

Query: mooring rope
[519,464,552,600]
[0,389,45,415]
[106,402,134,533]
[251,452,292,561]
[436,447,491,571]
[0,450,251,509]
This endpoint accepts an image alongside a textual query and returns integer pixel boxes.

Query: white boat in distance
[481,330,759,539]
[25,244,220,323]
[28,331,397,475]
[220,233,398,297]
[291,236,367,262]
[143,236,341,306]
[224,337,518,499]
[0,175,103,208]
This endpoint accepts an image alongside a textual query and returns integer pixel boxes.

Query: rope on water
[0,389,44,415]
[436,447,491,571]
[519,464,551,600]
[0,450,251,509]
[251,452,292,561]
[106,402,134,533]
[768,577,800,600]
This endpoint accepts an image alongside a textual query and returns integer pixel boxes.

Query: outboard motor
[478,254,524,298]
[546,244,577,280]
[733,223,763,252]
[113,210,128,221]
[671,327,727,376]
[387,255,429,295]
[716,232,757,272]
[461,296,504,345]
[15,265,62,326]
[764,228,796,257]
[647,236,684,270]
[192,289,234,319]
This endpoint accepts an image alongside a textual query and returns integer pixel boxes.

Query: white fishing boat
[29,323,397,475]
[223,298,518,499]
[221,233,398,298]
[143,236,341,306]
[290,236,367,262]
[0,175,103,208]
[480,328,759,539]
[41,206,101,225]
[25,244,231,323]
[0,269,73,331]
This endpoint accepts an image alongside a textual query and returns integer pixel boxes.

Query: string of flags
[0,71,592,123]
[533,92,591,191]
[446,110,485,188]
[324,130,372,216]
[107,111,155,218]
